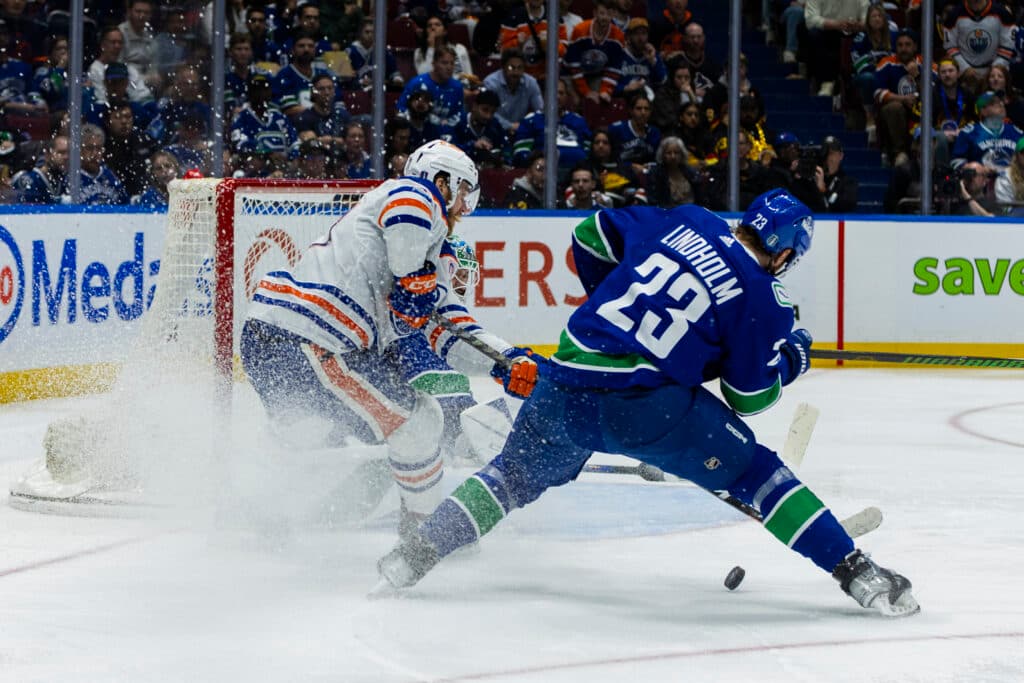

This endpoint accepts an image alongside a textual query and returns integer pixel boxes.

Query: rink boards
[0,206,1022,402]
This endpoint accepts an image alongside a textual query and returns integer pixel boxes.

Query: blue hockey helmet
[741,189,814,276]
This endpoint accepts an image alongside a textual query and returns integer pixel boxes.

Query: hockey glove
[491,347,541,399]
[388,262,440,335]
[779,328,813,386]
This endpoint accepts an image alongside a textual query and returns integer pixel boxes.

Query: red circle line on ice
[948,401,1024,449]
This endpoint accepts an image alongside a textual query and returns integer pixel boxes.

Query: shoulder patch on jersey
[772,281,793,308]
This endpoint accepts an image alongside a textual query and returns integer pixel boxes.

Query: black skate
[833,549,920,617]
[373,532,440,593]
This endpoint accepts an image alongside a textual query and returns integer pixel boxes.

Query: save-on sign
[912,257,1024,295]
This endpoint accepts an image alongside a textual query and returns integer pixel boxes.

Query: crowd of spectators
[2,0,1024,215]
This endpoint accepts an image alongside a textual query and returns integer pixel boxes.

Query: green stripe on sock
[763,486,825,546]
[451,476,504,536]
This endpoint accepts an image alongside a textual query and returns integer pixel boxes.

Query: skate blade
[873,591,921,617]
[367,578,401,600]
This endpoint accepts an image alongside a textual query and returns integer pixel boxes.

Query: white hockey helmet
[405,139,481,215]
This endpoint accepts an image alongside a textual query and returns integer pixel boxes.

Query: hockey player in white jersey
[240,140,540,538]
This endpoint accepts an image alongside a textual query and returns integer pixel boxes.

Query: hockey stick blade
[839,505,883,538]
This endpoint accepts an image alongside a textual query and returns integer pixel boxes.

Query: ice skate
[398,500,428,544]
[375,532,440,592]
[833,549,920,617]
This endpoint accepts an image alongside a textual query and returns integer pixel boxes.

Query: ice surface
[1,368,1022,682]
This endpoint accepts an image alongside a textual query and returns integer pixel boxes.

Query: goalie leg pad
[387,393,446,515]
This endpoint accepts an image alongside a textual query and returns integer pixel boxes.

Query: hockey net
[10,178,380,516]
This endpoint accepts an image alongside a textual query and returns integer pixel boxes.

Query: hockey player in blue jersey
[376,189,920,617]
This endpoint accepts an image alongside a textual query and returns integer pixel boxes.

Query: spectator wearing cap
[0,18,46,119]
[615,17,668,100]
[564,0,625,105]
[401,88,442,150]
[118,0,158,89]
[942,0,1015,96]
[77,124,129,205]
[293,73,351,152]
[803,0,870,97]
[451,88,509,168]
[338,121,371,179]
[649,0,694,60]
[133,150,179,209]
[293,138,330,179]
[11,134,67,204]
[994,136,1024,213]
[84,62,158,131]
[88,26,153,105]
[482,47,543,134]
[768,130,801,185]
[874,28,934,168]
[951,90,1024,171]
[230,72,299,160]
[396,45,466,138]
[273,32,335,119]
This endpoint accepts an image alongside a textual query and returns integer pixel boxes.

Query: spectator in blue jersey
[481,47,543,134]
[163,112,214,177]
[934,59,973,147]
[133,149,179,209]
[84,62,158,132]
[293,73,351,151]
[615,17,667,101]
[277,3,335,60]
[245,7,284,64]
[875,29,932,168]
[11,134,67,204]
[376,188,922,620]
[942,0,1015,95]
[397,45,466,138]
[103,103,156,197]
[608,91,661,178]
[850,3,896,144]
[450,88,508,168]
[0,18,46,119]
[225,33,259,118]
[33,35,68,124]
[414,14,476,87]
[337,122,372,179]
[503,149,546,208]
[402,88,443,150]
[146,65,213,146]
[230,72,298,159]
[345,18,405,91]
[952,90,1024,170]
[512,77,592,176]
[77,124,128,205]
[273,32,334,119]
[564,0,625,105]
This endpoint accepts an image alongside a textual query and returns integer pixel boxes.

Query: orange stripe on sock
[391,458,443,484]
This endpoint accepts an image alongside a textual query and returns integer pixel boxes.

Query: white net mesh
[10,179,376,515]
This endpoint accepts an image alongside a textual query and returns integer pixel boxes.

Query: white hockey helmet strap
[405,140,481,215]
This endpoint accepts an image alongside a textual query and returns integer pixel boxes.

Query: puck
[724,565,745,590]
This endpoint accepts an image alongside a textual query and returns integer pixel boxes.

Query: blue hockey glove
[490,347,542,399]
[388,262,439,335]
[779,328,812,386]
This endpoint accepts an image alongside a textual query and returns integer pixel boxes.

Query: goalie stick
[811,348,1024,368]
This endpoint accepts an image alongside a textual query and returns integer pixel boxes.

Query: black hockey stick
[811,348,1024,368]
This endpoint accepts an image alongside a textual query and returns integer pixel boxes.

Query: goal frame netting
[9,177,381,516]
